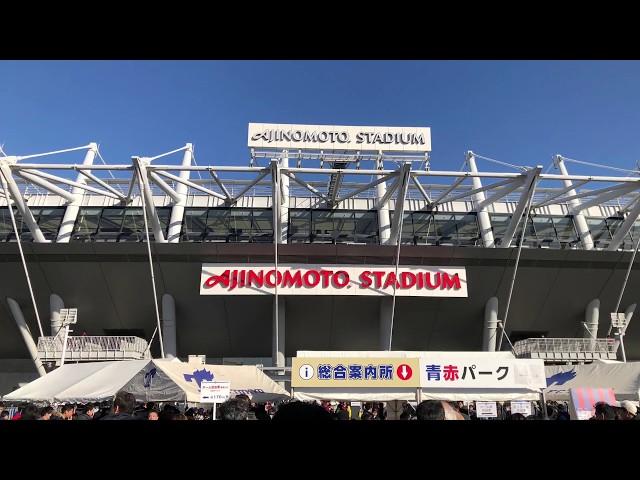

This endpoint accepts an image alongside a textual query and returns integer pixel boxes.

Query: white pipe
[7,298,46,377]
[57,144,97,242]
[167,144,192,243]
[280,154,289,244]
[376,156,392,245]
[162,293,177,358]
[0,164,47,243]
[50,293,64,337]
[554,155,593,250]
[583,299,600,339]
[613,303,635,354]
[483,297,499,351]
[467,152,495,248]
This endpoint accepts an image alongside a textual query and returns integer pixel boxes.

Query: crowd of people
[1,392,639,420]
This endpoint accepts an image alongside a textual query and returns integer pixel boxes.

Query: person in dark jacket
[75,403,96,420]
[100,391,138,420]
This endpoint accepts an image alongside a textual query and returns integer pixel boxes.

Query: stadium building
[0,123,638,393]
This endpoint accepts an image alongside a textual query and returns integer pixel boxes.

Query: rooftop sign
[248,123,431,152]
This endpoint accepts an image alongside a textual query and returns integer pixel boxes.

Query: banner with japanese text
[291,357,421,388]
[419,356,546,390]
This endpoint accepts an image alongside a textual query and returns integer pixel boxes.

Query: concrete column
[555,155,594,250]
[272,297,285,368]
[167,144,192,243]
[467,152,495,248]
[583,299,600,339]
[50,293,64,337]
[57,144,97,242]
[483,297,499,351]
[379,297,393,350]
[162,293,177,359]
[7,297,46,377]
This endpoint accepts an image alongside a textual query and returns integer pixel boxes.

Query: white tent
[544,361,640,401]
[293,351,546,402]
[2,359,290,404]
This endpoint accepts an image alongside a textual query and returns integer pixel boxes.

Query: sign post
[200,381,231,421]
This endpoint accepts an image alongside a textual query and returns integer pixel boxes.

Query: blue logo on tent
[546,369,577,387]
[143,368,157,388]
[183,368,214,388]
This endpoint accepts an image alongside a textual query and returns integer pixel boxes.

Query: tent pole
[540,391,548,419]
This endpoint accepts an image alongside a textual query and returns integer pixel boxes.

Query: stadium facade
[1,123,639,392]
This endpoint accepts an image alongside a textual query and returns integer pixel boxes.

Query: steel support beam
[410,175,432,204]
[476,179,526,210]
[149,171,182,203]
[499,167,542,248]
[467,152,495,248]
[20,168,121,199]
[208,169,232,201]
[7,298,46,377]
[389,163,412,246]
[282,171,331,203]
[271,159,283,244]
[154,169,227,201]
[555,183,637,212]
[166,144,193,243]
[554,155,594,249]
[0,163,47,242]
[608,197,640,251]
[16,171,76,202]
[133,157,166,243]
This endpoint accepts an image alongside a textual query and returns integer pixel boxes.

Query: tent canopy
[544,361,640,401]
[3,359,289,404]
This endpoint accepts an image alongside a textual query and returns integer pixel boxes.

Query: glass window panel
[288,209,310,243]
[73,208,102,237]
[433,213,456,239]
[227,210,252,241]
[312,210,335,243]
[37,208,64,240]
[553,216,578,242]
[251,209,273,242]
[182,209,208,241]
[490,214,511,240]
[586,217,610,245]
[531,216,556,241]
[98,208,125,233]
[454,213,479,239]
[352,210,378,244]
[400,212,414,244]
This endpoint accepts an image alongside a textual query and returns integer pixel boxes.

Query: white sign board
[201,264,467,297]
[248,123,431,152]
[476,401,498,418]
[200,381,231,404]
[419,357,546,389]
[510,401,532,417]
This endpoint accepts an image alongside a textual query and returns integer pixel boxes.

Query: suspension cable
[0,170,44,337]
[135,165,165,358]
[497,176,539,351]
[387,208,405,350]
[471,153,528,172]
[561,156,639,175]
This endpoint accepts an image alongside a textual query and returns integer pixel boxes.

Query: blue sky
[1,60,639,176]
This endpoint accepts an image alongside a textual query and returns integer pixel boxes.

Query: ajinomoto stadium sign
[200,264,467,297]
[248,123,431,152]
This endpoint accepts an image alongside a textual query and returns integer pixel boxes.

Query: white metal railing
[37,335,150,362]
[513,337,617,359]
